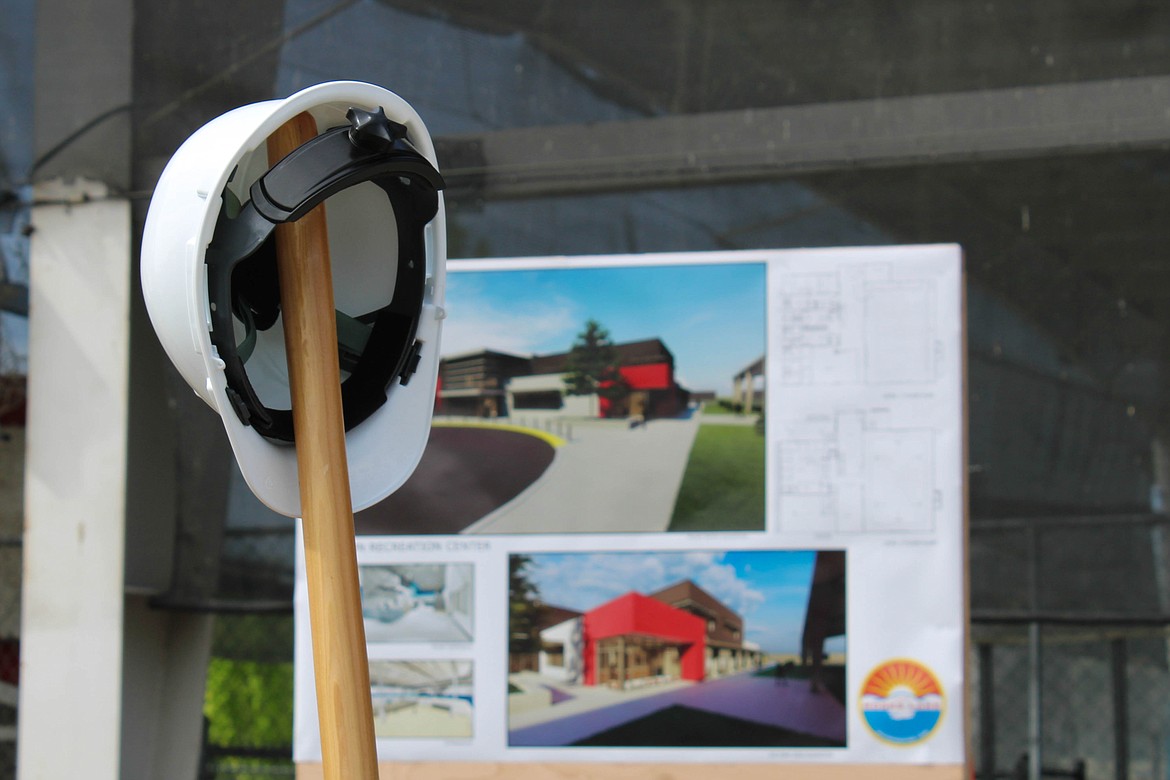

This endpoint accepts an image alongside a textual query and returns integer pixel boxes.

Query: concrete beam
[438,75,1170,198]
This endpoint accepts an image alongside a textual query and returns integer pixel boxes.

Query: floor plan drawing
[778,272,857,386]
[777,264,938,388]
[776,410,937,534]
[769,249,959,538]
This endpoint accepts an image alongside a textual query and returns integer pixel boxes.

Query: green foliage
[211,613,294,663]
[509,554,542,656]
[202,614,295,777]
[669,424,766,532]
[705,398,765,416]
[700,399,734,415]
[204,657,294,748]
[563,319,627,403]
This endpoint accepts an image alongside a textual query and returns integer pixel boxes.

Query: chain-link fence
[0,532,16,780]
[0,425,24,780]
[972,515,1170,780]
[196,519,296,780]
[199,610,295,780]
[1,533,19,780]
[971,626,1168,780]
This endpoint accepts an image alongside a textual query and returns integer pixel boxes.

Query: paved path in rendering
[509,670,846,746]
[509,671,692,730]
[355,426,556,535]
[466,415,701,534]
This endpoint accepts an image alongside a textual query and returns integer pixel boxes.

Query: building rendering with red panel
[541,337,688,419]
[437,338,690,420]
[581,591,707,687]
[538,580,766,689]
[650,580,763,678]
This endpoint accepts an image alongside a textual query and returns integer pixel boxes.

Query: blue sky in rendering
[522,549,840,656]
[442,261,766,396]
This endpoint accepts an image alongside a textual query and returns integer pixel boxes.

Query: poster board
[294,245,968,777]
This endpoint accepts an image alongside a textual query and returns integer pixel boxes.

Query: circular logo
[859,659,945,745]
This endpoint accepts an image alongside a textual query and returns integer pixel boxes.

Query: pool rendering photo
[368,660,475,740]
[359,564,475,643]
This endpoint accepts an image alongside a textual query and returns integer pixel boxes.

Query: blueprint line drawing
[776,411,937,534]
[778,265,938,387]
[770,254,955,535]
[778,272,855,386]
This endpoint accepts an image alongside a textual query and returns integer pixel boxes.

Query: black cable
[6,0,362,205]
[27,102,134,177]
[142,0,359,129]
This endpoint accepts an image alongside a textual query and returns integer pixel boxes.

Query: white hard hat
[141,81,446,518]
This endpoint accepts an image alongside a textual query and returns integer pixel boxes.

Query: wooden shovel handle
[269,112,379,780]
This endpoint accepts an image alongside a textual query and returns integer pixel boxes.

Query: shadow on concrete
[355,426,555,535]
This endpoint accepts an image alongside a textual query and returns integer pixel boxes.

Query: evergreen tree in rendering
[509,554,542,663]
[563,319,628,408]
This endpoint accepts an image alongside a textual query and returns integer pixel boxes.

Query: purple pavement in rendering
[510,671,846,747]
[543,684,575,705]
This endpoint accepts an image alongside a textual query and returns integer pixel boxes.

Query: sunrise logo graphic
[859,659,945,745]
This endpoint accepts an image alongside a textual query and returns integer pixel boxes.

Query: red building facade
[598,359,679,418]
[581,592,707,687]
[438,338,690,420]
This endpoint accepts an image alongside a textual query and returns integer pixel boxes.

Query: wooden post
[268,112,379,780]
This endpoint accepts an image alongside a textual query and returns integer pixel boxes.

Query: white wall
[538,618,583,683]
[443,563,474,638]
[19,180,131,780]
[19,180,211,780]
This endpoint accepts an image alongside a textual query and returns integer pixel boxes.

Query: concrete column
[19,180,131,780]
[21,0,134,773]
[119,596,213,780]
[24,4,215,778]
